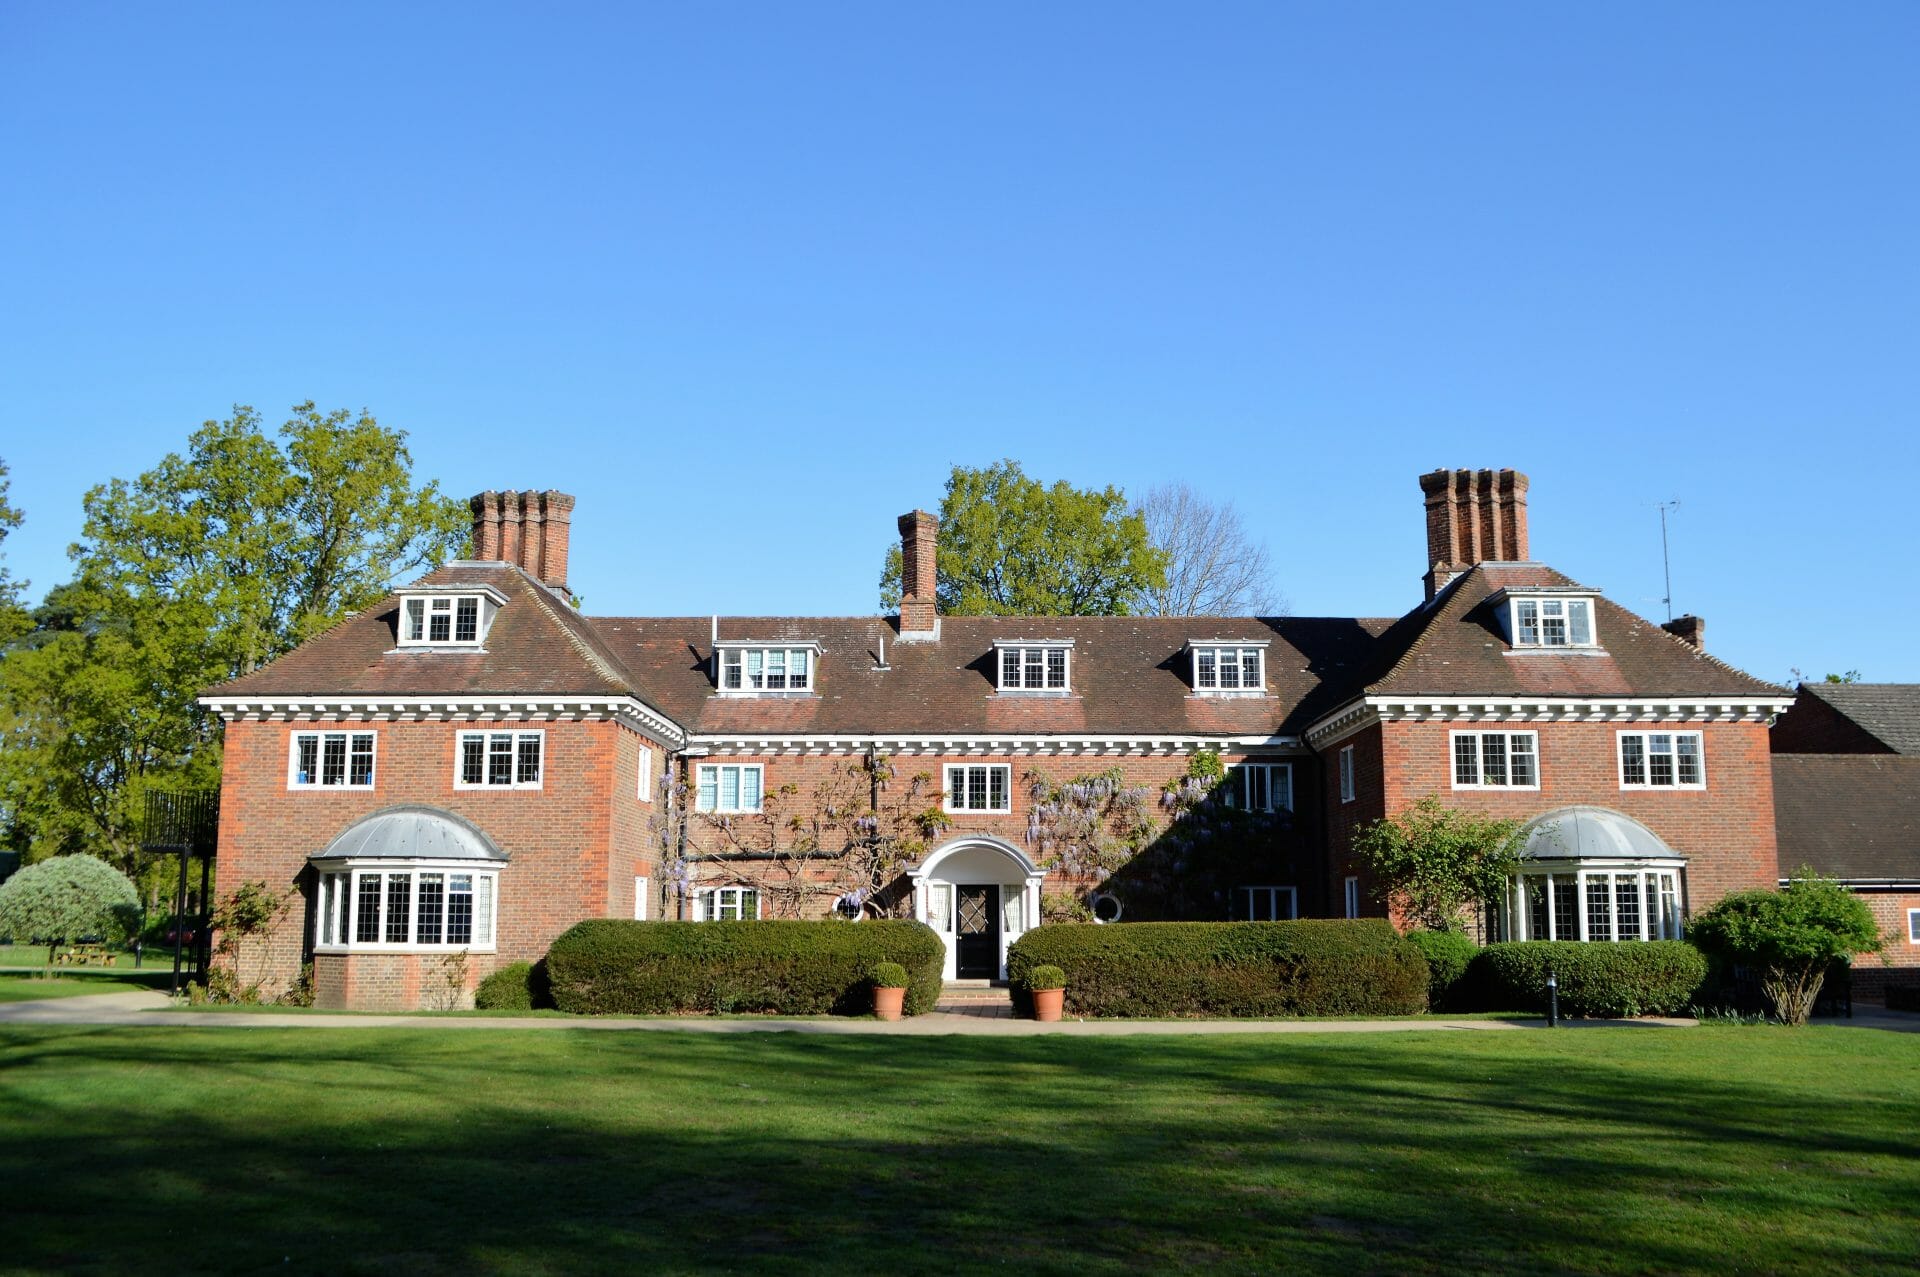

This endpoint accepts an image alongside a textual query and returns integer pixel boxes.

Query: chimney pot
[1420,468,1530,600]
[897,509,939,636]
[466,489,576,592]
[1662,614,1706,651]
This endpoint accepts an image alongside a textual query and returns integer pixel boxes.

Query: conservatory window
[1505,868,1682,942]
[316,866,497,951]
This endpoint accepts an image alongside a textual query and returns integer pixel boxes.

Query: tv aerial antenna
[1656,501,1681,623]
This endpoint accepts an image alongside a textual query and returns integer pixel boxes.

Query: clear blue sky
[3,4,1915,684]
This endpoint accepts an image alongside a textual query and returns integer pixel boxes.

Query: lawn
[0,971,171,1002]
[0,1026,1913,1276]
[0,942,175,971]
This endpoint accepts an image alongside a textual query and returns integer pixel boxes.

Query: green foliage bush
[0,855,140,959]
[868,961,908,989]
[1404,929,1478,1011]
[1688,875,1884,1025]
[1023,964,1066,991]
[475,960,551,1010]
[1006,920,1428,1018]
[546,920,943,1016]
[1470,941,1707,1018]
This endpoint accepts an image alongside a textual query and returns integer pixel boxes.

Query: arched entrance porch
[910,837,1047,981]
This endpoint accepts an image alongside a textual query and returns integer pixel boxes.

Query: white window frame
[1234,885,1298,921]
[1508,596,1598,649]
[313,861,500,954]
[715,644,819,695]
[1344,876,1360,919]
[1450,730,1541,790]
[993,640,1073,694]
[1617,731,1706,790]
[1339,746,1356,804]
[397,592,497,648]
[1191,643,1267,695]
[1502,864,1685,942]
[637,743,655,803]
[701,886,762,921]
[633,876,650,921]
[288,730,377,790]
[944,763,1013,813]
[695,763,764,813]
[1907,908,1919,945]
[455,730,545,790]
[1227,761,1293,813]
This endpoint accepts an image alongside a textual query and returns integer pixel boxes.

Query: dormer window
[396,587,505,648]
[1499,592,1597,649]
[1190,641,1268,694]
[994,640,1071,693]
[716,643,820,695]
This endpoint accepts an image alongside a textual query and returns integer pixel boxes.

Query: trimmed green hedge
[1404,930,1478,1012]
[545,919,944,1016]
[1469,940,1707,1017]
[1006,920,1428,1018]
[474,960,550,1011]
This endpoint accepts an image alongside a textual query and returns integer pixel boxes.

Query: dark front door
[955,884,1001,979]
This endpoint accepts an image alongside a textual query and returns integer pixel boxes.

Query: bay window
[316,864,498,951]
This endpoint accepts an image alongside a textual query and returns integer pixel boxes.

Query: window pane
[1241,650,1261,687]
[350,735,376,786]
[356,874,382,943]
[446,874,474,945]
[429,605,452,642]
[741,767,762,811]
[1526,878,1548,940]
[1586,877,1613,941]
[1648,735,1675,786]
[1197,650,1217,687]
[719,766,740,811]
[790,650,809,689]
[746,649,764,688]
[1482,734,1508,786]
[1509,735,1536,787]
[474,874,493,945]
[698,765,718,811]
[455,598,479,642]
[1001,649,1021,687]
[319,875,335,945]
[461,737,486,785]
[741,890,759,920]
[1274,766,1292,812]
[1553,880,1578,941]
[1046,648,1066,689]
[968,766,986,810]
[488,735,514,785]
[405,598,426,641]
[1516,601,1539,645]
[948,767,966,809]
[764,649,786,689]
[385,874,411,944]
[1454,736,1477,786]
[1245,767,1268,812]
[516,735,541,785]
[989,766,1007,810]
[322,736,347,786]
[1621,736,1646,785]
[296,735,318,786]
[1676,735,1701,785]
[417,873,444,945]
[1615,875,1642,940]
[1568,600,1592,645]
[723,651,742,690]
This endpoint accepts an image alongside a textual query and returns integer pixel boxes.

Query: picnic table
[52,944,117,968]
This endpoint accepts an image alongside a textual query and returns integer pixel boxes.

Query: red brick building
[202,469,1792,1008]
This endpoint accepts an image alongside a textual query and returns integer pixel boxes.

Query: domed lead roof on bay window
[1518,806,1677,862]
[314,805,509,862]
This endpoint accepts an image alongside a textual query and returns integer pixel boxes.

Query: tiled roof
[1790,684,1920,756]
[206,558,1788,735]
[1772,755,1920,882]
[1354,564,1785,699]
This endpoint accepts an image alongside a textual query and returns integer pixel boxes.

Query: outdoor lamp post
[1546,968,1559,1028]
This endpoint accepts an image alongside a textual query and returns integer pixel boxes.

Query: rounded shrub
[1404,929,1478,1011]
[868,961,909,989]
[1470,940,1707,1017]
[474,960,551,1010]
[1023,964,1066,991]
[1007,920,1428,1018]
[545,919,943,1016]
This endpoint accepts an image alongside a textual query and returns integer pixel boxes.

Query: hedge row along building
[202,469,1794,1009]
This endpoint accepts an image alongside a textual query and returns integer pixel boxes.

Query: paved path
[5,989,1914,1035]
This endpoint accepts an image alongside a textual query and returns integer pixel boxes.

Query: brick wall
[1852,891,1920,1004]
[1318,724,1387,919]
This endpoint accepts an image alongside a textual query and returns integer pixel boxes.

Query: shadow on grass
[0,1028,1915,1275]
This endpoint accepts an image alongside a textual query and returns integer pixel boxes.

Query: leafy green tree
[0,854,140,962]
[1688,871,1883,1026]
[0,457,27,642]
[878,460,1166,616]
[1351,796,1526,933]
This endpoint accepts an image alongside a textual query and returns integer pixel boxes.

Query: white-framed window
[399,594,489,647]
[1339,746,1356,803]
[994,642,1071,692]
[456,731,544,789]
[314,864,498,952]
[1509,596,1597,649]
[696,763,764,813]
[1907,908,1919,944]
[1235,886,1298,921]
[1451,730,1540,789]
[1618,731,1705,789]
[944,763,1012,813]
[633,876,650,921]
[718,646,815,694]
[637,744,655,802]
[1226,762,1293,813]
[1192,644,1266,694]
[1344,876,1360,919]
[289,731,376,789]
[1501,866,1684,942]
[701,886,761,921]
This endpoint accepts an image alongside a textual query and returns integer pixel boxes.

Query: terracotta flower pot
[873,985,906,1021]
[1031,987,1065,1022]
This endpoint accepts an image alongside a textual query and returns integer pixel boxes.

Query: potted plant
[1025,965,1067,1022]
[869,962,909,1021]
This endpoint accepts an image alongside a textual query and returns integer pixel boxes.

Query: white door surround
[910,836,1047,981]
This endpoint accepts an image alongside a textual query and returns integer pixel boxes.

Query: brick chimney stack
[1420,468,1530,601]
[897,509,939,638]
[469,490,577,592]
[1662,614,1706,651]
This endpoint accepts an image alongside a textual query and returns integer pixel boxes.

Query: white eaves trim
[198,693,688,750]
[683,733,1305,757]
[1304,694,1794,747]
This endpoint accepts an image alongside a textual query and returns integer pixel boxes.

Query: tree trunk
[1762,964,1825,1027]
